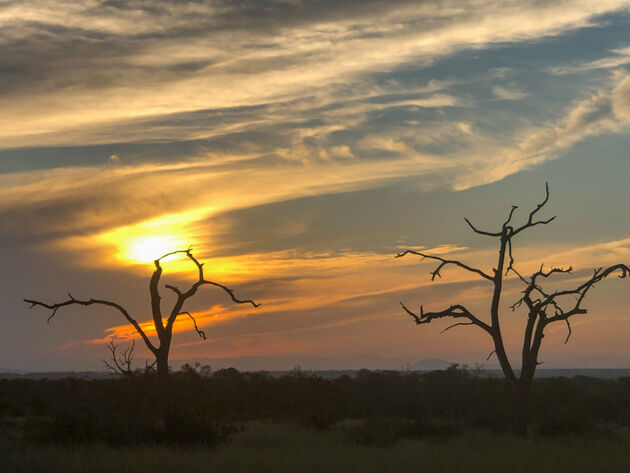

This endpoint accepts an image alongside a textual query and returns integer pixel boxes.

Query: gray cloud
[2,0,629,147]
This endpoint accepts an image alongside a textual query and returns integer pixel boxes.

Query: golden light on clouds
[94,208,212,268]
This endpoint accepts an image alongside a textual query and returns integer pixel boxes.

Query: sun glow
[95,208,213,267]
[126,235,186,263]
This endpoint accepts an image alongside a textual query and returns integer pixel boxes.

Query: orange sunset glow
[2,0,630,374]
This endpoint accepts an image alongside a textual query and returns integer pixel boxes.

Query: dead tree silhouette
[103,338,157,376]
[397,184,630,435]
[25,248,259,382]
[103,338,137,376]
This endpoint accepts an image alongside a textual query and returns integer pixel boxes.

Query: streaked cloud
[550,45,630,75]
[2,0,629,147]
[493,85,528,101]
[455,72,630,189]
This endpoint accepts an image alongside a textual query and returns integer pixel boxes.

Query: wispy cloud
[550,45,630,75]
[455,72,630,189]
[493,85,528,100]
[1,0,629,147]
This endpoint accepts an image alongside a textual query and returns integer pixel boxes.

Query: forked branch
[399,302,492,335]
[157,248,260,308]
[159,248,260,333]
[464,183,555,243]
[511,183,556,237]
[543,263,630,325]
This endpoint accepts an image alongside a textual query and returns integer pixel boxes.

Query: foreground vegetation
[3,365,630,471]
[3,420,630,473]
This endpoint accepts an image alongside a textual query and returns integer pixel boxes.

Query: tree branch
[161,248,260,333]
[440,321,475,333]
[399,302,492,335]
[564,318,572,344]
[512,264,630,356]
[164,284,183,297]
[543,264,630,325]
[512,182,556,236]
[103,338,135,376]
[162,248,260,307]
[178,311,206,340]
[24,296,157,354]
[396,249,493,281]
[463,217,501,237]
[502,205,519,230]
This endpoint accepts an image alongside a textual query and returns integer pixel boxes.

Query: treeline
[2,366,630,446]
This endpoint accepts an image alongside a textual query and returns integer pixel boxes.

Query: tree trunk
[156,349,170,383]
[510,383,530,436]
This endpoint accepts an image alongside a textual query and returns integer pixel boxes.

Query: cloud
[550,45,630,75]
[611,73,630,120]
[493,85,527,100]
[4,73,630,254]
[1,0,629,147]
[0,150,457,243]
[454,72,630,189]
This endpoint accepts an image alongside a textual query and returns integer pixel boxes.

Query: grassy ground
[2,420,630,473]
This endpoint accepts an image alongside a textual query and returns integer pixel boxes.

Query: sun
[126,235,185,263]
[94,209,212,267]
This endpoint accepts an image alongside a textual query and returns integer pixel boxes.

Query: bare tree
[103,338,157,376]
[103,338,136,376]
[397,184,630,435]
[25,248,259,382]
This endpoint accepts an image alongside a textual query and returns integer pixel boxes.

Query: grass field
[2,420,630,473]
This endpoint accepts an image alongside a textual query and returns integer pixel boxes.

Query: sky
[2,0,630,371]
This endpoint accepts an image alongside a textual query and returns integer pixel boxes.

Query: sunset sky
[2,0,630,371]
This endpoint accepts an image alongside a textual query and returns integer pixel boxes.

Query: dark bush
[536,409,598,437]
